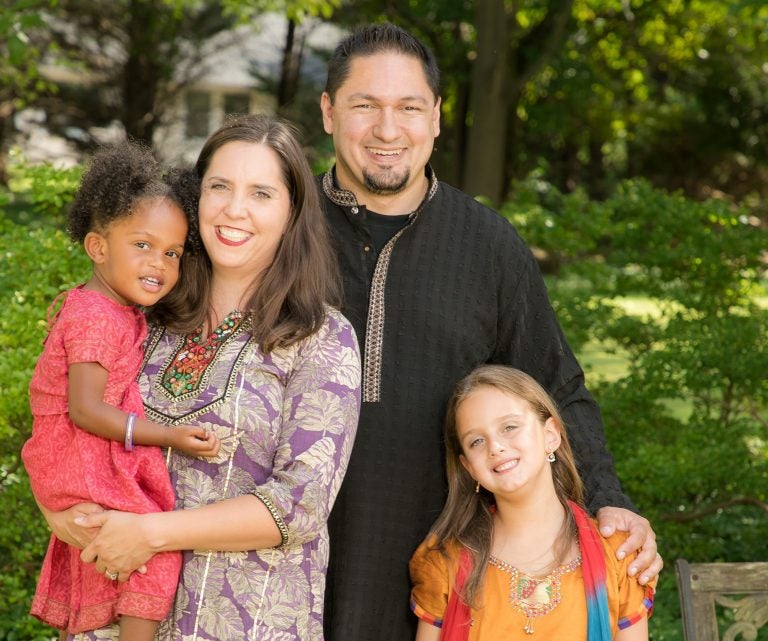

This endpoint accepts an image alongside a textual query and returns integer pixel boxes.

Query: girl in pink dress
[22,143,220,641]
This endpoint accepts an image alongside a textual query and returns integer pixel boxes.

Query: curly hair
[68,141,180,242]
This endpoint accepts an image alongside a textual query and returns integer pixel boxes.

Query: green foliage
[0,0,57,108]
[521,0,768,202]
[504,175,768,639]
[0,161,89,640]
[221,0,341,21]
[5,150,82,227]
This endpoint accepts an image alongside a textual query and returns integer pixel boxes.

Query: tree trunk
[0,104,12,186]
[277,18,304,112]
[122,0,164,144]
[587,134,607,200]
[461,0,510,205]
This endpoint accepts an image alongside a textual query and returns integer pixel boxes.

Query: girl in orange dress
[22,143,219,641]
[409,365,655,640]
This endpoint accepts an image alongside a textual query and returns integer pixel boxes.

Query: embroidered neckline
[321,165,439,214]
[322,166,438,403]
[160,310,244,398]
[488,554,582,634]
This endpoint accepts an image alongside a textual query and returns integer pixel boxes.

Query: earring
[475,480,480,493]
[547,452,556,463]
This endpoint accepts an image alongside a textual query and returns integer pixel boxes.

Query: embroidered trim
[322,169,359,207]
[322,166,438,403]
[253,490,290,548]
[186,344,255,641]
[161,311,243,397]
[144,324,258,425]
[489,554,581,634]
[410,597,443,628]
[152,315,251,404]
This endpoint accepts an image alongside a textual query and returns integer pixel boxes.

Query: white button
[351,206,359,214]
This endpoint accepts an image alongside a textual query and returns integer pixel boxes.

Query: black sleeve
[490,230,635,514]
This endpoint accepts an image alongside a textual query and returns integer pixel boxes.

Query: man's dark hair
[325,23,440,103]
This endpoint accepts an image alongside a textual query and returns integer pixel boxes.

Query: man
[317,23,662,641]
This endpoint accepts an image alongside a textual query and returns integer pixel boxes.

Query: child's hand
[170,426,221,458]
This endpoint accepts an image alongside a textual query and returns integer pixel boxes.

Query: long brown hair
[429,365,584,607]
[151,114,341,351]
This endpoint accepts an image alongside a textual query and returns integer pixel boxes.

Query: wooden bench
[675,559,768,641]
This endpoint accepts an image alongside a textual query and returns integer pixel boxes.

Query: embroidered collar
[159,310,246,399]
[321,165,439,215]
[489,554,582,634]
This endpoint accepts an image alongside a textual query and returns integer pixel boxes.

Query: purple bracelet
[124,412,137,451]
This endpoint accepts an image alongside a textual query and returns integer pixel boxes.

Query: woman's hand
[78,510,154,581]
[37,501,104,549]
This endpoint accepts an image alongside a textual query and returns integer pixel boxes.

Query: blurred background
[1,1,766,639]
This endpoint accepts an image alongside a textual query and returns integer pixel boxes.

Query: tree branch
[662,497,768,523]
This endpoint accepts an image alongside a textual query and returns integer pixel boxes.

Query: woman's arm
[69,361,220,457]
[244,310,361,547]
[78,495,282,576]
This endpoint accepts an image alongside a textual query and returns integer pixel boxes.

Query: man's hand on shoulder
[597,506,662,585]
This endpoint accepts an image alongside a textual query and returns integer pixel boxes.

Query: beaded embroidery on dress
[489,555,582,634]
[159,311,244,399]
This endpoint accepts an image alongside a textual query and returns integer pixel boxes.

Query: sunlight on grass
[577,341,628,384]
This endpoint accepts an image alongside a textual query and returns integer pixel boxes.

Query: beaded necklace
[488,554,582,634]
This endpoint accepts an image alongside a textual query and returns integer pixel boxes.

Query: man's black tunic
[319,170,633,641]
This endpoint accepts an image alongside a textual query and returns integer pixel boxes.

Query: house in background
[14,14,343,167]
[155,13,343,165]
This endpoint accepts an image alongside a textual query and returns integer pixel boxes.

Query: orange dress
[410,526,655,639]
[22,287,181,633]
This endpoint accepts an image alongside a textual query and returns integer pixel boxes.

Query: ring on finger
[106,570,118,581]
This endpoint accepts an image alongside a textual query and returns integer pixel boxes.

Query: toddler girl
[22,143,220,641]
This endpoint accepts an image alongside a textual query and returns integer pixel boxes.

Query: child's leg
[118,615,160,641]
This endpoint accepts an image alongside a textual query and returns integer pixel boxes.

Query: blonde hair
[429,365,584,606]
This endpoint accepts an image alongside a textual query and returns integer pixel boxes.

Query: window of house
[185,91,211,138]
[224,93,250,116]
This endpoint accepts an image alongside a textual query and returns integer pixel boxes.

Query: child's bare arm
[68,361,220,457]
[414,620,440,641]
[616,616,649,641]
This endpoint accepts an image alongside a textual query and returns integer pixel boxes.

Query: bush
[0,172,88,640]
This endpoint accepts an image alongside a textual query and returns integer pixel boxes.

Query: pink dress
[22,286,181,633]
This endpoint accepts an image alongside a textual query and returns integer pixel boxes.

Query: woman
[40,115,361,641]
